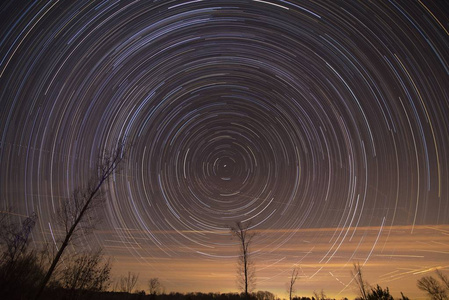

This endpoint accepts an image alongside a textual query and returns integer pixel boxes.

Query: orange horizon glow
[101,224,449,299]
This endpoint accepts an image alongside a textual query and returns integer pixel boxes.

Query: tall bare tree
[35,142,127,299]
[351,262,369,300]
[230,221,256,299]
[287,267,299,300]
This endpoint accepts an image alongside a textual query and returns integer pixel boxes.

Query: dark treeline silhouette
[29,291,340,300]
[0,142,127,300]
[3,209,445,300]
[0,209,437,300]
[0,210,112,299]
[29,291,270,300]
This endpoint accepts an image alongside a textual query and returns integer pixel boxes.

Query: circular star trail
[1,0,448,294]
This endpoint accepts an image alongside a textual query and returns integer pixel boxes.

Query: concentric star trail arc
[1,0,448,297]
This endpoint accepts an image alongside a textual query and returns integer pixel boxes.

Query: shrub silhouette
[367,285,394,300]
[0,212,46,299]
[59,249,112,299]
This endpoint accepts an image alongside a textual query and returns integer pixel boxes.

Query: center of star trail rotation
[0,0,448,297]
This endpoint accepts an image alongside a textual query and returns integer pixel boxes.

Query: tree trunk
[34,182,102,299]
[34,143,125,299]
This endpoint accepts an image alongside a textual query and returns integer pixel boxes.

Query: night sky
[1,0,448,298]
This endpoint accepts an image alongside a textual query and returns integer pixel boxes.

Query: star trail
[1,0,448,298]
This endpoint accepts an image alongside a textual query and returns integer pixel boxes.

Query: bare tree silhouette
[119,271,139,293]
[0,212,37,269]
[351,262,369,300]
[229,221,256,300]
[417,270,449,300]
[312,289,327,300]
[148,277,164,297]
[35,141,128,299]
[287,267,299,300]
[436,270,449,291]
